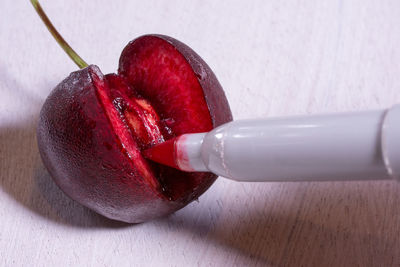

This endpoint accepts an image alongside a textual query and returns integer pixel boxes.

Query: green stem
[30,0,89,69]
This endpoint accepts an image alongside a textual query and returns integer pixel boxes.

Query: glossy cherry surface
[37,35,232,222]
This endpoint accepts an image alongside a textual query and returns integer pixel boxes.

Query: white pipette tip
[143,133,207,172]
[143,138,180,170]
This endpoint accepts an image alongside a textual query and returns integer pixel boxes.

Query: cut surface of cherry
[37,35,232,223]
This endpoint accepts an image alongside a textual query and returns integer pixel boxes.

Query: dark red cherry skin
[37,35,232,223]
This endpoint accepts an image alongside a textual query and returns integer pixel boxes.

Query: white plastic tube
[176,105,400,182]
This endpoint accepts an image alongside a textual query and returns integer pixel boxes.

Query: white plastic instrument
[144,105,400,182]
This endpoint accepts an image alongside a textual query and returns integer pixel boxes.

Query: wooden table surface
[1,0,400,266]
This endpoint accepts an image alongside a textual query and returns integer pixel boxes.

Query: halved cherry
[37,35,232,223]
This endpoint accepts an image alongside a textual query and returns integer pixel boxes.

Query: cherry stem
[30,0,89,69]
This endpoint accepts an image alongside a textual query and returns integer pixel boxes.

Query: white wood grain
[1,0,400,266]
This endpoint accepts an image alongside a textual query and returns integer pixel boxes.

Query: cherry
[32,0,232,222]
